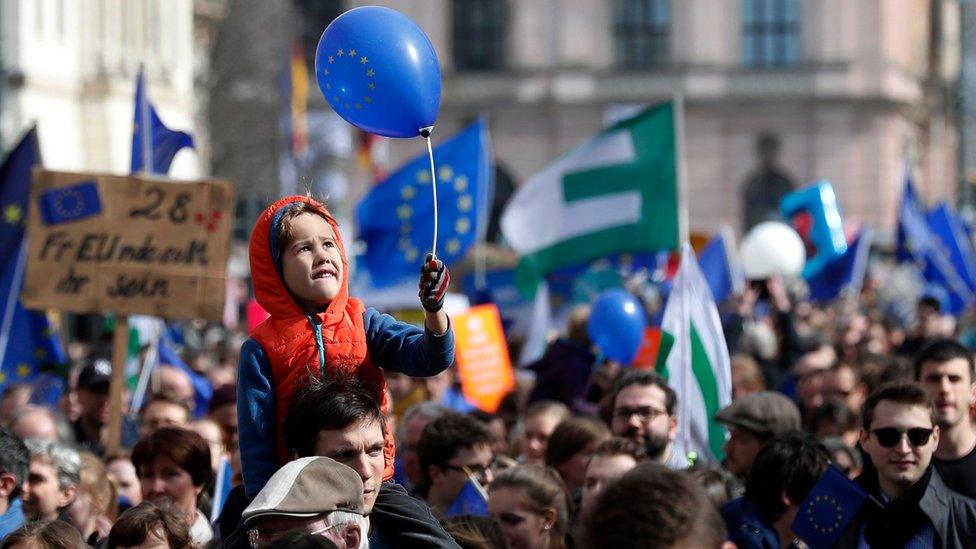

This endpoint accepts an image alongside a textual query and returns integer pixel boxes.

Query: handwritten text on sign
[453,304,515,413]
[22,170,234,321]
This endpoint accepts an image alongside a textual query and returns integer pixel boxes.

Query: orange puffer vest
[248,195,395,480]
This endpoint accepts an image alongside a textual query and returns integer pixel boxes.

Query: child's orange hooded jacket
[238,196,454,498]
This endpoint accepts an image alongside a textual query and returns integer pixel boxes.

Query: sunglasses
[870,427,934,448]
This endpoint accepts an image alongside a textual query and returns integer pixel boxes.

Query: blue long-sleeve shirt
[238,307,454,498]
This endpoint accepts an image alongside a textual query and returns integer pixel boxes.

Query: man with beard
[914,338,976,498]
[607,371,686,468]
[714,391,801,477]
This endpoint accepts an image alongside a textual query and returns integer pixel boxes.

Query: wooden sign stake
[105,315,128,457]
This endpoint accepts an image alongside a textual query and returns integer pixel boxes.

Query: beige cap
[242,456,365,524]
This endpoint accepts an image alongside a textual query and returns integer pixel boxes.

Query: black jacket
[835,468,976,548]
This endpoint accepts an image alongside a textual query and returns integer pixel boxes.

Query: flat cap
[714,391,801,437]
[242,456,364,524]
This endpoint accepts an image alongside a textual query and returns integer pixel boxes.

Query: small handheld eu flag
[792,465,868,548]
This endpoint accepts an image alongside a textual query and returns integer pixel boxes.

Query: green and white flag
[501,101,684,296]
[660,244,732,463]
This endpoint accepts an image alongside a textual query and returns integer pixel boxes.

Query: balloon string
[425,133,438,259]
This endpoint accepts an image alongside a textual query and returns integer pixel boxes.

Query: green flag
[500,101,683,296]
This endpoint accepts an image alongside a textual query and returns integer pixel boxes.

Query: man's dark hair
[919,295,942,314]
[861,382,935,431]
[913,338,976,383]
[284,377,384,458]
[608,370,677,415]
[582,463,726,548]
[745,431,829,521]
[0,428,27,501]
[417,411,491,486]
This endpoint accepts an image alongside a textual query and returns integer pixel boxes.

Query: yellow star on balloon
[400,223,412,234]
[0,372,7,384]
[33,348,46,360]
[453,175,468,192]
[458,194,473,212]
[401,186,416,200]
[397,204,413,220]
[416,170,431,184]
[3,204,21,224]
[17,364,31,378]
[349,49,357,57]
[455,218,471,234]
[438,165,454,182]
[405,248,418,261]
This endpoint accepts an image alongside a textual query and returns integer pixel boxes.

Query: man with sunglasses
[835,382,976,547]
[914,338,976,499]
[415,410,494,517]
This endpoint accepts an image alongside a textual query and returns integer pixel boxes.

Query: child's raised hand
[419,253,450,312]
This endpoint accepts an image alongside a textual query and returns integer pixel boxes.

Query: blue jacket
[238,307,454,498]
[721,496,781,549]
[0,498,24,541]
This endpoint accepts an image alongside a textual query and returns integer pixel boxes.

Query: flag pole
[105,315,128,457]
[673,94,689,246]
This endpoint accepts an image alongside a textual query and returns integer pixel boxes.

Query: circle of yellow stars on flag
[804,494,844,534]
[321,46,376,113]
[397,164,475,261]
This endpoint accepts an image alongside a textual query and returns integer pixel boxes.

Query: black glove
[419,253,450,312]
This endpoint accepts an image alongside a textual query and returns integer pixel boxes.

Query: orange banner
[452,304,515,413]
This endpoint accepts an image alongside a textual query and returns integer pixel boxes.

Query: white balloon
[740,221,806,279]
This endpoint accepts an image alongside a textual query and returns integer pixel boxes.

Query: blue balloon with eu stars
[314,6,441,138]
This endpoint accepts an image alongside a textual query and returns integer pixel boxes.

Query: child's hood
[248,195,351,322]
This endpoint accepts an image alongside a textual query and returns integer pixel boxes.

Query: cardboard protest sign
[453,304,515,413]
[21,170,234,321]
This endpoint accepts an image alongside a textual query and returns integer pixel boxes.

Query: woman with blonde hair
[488,465,570,549]
[66,452,117,544]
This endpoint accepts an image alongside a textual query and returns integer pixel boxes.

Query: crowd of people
[1,194,976,548]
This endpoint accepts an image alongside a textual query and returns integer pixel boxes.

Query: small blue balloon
[587,289,648,365]
[315,6,441,138]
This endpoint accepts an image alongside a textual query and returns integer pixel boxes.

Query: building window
[613,0,669,69]
[742,0,801,68]
[452,0,507,71]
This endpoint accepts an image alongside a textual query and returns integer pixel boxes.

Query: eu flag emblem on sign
[356,119,492,288]
[792,465,868,549]
[38,181,102,225]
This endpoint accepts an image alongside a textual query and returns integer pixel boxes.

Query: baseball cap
[714,392,801,437]
[77,359,112,392]
[242,456,365,524]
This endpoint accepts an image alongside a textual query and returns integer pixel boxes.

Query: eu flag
[806,229,874,303]
[38,180,102,225]
[896,176,974,314]
[158,339,213,418]
[0,129,67,393]
[444,478,488,518]
[697,233,743,304]
[792,465,868,549]
[130,68,195,174]
[356,120,492,288]
[926,202,976,294]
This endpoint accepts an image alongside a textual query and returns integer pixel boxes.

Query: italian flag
[500,101,684,296]
[660,244,732,463]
